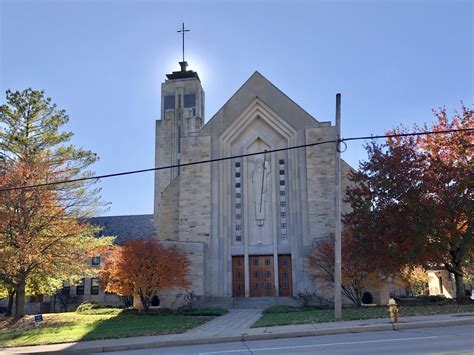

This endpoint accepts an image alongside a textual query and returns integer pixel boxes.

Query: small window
[283,270,289,278]
[236,235,242,242]
[235,172,241,178]
[283,282,289,289]
[279,169,285,175]
[91,278,100,295]
[265,258,271,265]
[235,182,241,188]
[30,295,43,303]
[279,159,285,165]
[280,191,286,197]
[92,256,101,265]
[184,93,196,108]
[76,278,85,295]
[281,223,287,229]
[264,283,272,289]
[61,281,70,296]
[236,203,241,209]
[235,162,241,168]
[164,95,175,110]
[281,258,288,265]
[237,259,242,266]
[265,271,271,278]
[280,212,286,218]
[254,283,259,289]
[280,180,285,186]
[253,259,259,265]
[236,225,241,231]
[236,193,241,199]
[236,214,241,220]
[254,271,260,278]
[280,201,286,208]
[238,283,243,290]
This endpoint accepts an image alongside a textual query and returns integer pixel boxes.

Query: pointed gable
[200,71,320,137]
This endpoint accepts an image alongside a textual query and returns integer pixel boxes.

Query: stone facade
[153,64,357,306]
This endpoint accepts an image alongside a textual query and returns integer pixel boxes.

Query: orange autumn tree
[0,89,112,316]
[100,240,190,311]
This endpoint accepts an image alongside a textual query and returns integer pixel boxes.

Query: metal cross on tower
[177,23,190,62]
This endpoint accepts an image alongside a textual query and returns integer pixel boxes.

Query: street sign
[34,314,43,327]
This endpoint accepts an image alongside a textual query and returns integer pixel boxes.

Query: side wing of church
[154,61,353,306]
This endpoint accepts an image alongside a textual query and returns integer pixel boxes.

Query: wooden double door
[232,255,292,297]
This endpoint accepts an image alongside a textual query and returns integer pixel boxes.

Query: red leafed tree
[100,240,190,311]
[307,232,380,307]
[345,105,473,299]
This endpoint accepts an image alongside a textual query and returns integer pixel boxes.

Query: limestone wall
[158,240,207,308]
[178,135,212,246]
[305,126,337,244]
[157,176,180,241]
[154,119,173,233]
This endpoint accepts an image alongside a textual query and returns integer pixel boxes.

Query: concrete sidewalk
[2,312,474,354]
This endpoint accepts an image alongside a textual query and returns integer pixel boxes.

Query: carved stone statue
[252,156,271,226]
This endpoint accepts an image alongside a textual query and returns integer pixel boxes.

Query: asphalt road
[102,324,474,354]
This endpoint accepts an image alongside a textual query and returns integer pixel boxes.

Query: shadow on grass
[78,311,214,342]
[0,307,227,348]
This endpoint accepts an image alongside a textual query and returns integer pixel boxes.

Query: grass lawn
[252,304,474,328]
[0,308,224,348]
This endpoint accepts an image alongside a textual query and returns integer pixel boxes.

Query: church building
[152,60,354,307]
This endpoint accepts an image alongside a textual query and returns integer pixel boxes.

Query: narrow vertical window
[279,158,288,244]
[234,160,243,243]
[164,95,175,110]
[91,278,100,295]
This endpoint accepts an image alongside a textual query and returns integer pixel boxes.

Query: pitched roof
[200,71,321,136]
[88,214,154,244]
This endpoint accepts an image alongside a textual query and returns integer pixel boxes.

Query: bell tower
[160,61,205,180]
[154,25,205,236]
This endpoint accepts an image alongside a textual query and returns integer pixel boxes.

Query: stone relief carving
[251,155,271,226]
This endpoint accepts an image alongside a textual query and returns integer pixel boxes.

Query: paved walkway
[187,309,262,336]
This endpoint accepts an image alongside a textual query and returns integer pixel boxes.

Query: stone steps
[195,296,300,309]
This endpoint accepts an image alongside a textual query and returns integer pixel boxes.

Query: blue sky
[1,0,472,216]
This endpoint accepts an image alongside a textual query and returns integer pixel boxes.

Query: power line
[0,127,472,193]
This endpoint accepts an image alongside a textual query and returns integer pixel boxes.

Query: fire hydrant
[388,298,399,323]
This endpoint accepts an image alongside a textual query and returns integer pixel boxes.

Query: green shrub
[76,302,100,313]
[263,304,332,314]
[426,295,447,303]
[144,308,176,315]
[262,305,300,314]
[78,308,125,315]
[181,307,228,316]
[296,289,317,307]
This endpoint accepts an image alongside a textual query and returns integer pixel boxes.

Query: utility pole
[334,93,342,320]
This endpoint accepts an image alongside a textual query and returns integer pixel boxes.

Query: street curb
[83,318,474,353]
[2,317,474,353]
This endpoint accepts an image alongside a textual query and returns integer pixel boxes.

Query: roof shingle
[88,214,154,244]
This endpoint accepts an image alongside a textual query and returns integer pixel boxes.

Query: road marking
[198,335,438,354]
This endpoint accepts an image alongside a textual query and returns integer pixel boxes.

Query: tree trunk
[133,293,144,311]
[454,273,466,300]
[6,289,16,316]
[15,283,26,317]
